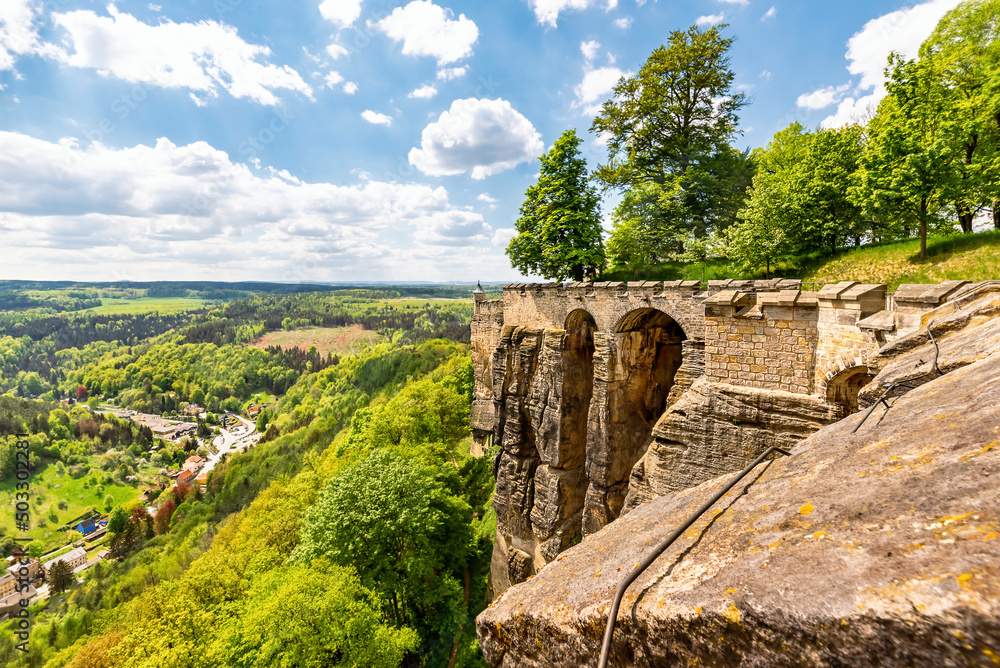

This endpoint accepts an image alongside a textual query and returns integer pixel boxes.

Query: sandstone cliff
[477,295,1000,667]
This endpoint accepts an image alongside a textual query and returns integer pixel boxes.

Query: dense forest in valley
[0,280,489,666]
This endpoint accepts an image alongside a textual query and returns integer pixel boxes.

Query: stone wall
[473,279,984,597]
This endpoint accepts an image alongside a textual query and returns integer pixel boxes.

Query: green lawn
[597,229,1000,289]
[0,460,144,552]
[82,297,208,315]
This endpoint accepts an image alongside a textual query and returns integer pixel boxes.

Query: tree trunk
[919,197,928,260]
[765,258,770,280]
[446,567,472,668]
[993,199,1000,230]
[956,200,974,233]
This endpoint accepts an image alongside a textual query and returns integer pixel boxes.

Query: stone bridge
[472,278,981,594]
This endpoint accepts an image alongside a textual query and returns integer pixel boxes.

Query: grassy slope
[0,460,143,550]
[598,230,1000,289]
[250,325,386,357]
[797,230,1000,288]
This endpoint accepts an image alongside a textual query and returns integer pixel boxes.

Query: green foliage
[594,24,750,260]
[291,450,473,634]
[507,129,605,281]
[210,562,418,667]
[48,559,74,593]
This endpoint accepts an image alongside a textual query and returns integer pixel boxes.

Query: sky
[0,0,964,284]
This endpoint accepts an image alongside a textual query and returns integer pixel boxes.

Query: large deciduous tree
[506,129,605,281]
[851,55,957,259]
[290,450,472,640]
[918,0,1000,230]
[593,24,749,257]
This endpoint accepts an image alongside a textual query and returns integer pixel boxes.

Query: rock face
[623,378,837,513]
[477,344,1000,667]
[475,281,996,599]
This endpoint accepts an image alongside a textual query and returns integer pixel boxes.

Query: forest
[0,281,490,666]
[507,0,1000,282]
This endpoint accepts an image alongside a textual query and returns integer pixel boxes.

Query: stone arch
[825,365,874,418]
[560,309,596,470]
[583,308,687,534]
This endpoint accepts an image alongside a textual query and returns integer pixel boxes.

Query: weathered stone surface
[477,350,1000,667]
[530,465,587,541]
[623,377,837,512]
[859,290,1000,406]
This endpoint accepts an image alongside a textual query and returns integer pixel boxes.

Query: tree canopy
[506,129,605,281]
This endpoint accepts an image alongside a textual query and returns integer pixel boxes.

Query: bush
[68,465,87,479]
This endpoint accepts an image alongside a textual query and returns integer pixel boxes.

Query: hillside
[598,230,1000,289]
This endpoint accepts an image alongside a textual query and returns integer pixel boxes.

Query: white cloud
[580,40,600,61]
[796,83,851,109]
[491,227,516,248]
[760,6,776,21]
[436,66,467,80]
[408,84,438,99]
[696,13,725,27]
[414,210,492,245]
[318,0,363,28]
[375,0,478,65]
[759,69,771,80]
[0,0,56,72]
[148,3,161,11]
[49,7,312,105]
[324,71,344,88]
[326,43,349,59]
[361,110,392,125]
[478,193,498,203]
[343,81,358,94]
[574,66,625,114]
[613,17,632,29]
[0,130,505,281]
[718,0,749,5]
[409,98,544,179]
[821,0,961,127]
[529,0,618,28]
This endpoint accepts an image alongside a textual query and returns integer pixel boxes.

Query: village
[0,405,261,620]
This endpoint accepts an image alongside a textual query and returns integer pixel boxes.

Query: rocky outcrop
[623,378,837,513]
[478,344,1000,667]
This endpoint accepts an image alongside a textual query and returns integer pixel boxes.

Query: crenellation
[473,278,981,593]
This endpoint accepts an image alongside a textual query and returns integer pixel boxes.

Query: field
[82,297,209,315]
[0,461,143,551]
[251,324,386,357]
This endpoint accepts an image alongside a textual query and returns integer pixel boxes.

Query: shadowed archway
[826,366,873,419]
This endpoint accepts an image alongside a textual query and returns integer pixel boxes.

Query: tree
[506,129,605,281]
[593,24,748,251]
[212,563,418,668]
[851,54,957,259]
[107,508,152,560]
[107,505,127,534]
[919,0,1000,230]
[154,498,176,535]
[48,559,73,593]
[290,450,472,637]
[103,495,114,512]
[75,384,89,400]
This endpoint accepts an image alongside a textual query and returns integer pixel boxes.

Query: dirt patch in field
[250,324,385,357]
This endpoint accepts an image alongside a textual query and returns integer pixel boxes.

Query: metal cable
[597,445,791,668]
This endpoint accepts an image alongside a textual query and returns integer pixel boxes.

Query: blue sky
[0,0,962,283]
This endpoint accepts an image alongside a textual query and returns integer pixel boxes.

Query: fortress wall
[703,290,820,395]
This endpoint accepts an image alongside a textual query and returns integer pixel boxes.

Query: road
[203,413,257,478]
